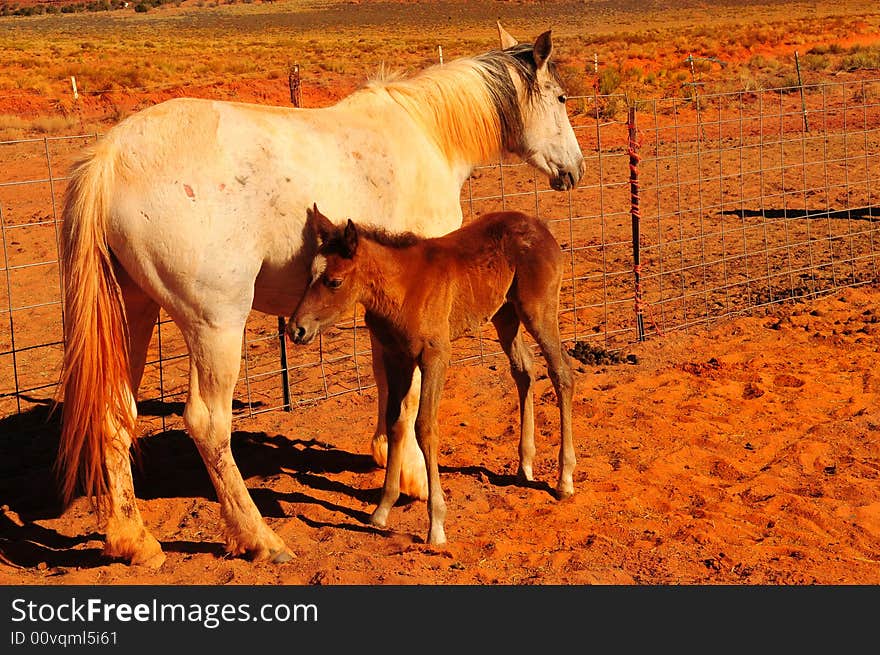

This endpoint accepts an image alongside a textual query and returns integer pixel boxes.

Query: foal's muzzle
[287,320,316,345]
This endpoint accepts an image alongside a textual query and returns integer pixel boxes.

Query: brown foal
[288,204,575,545]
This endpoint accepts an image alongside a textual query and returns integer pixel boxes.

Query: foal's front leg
[526,315,576,500]
[368,332,429,500]
[492,304,536,483]
[370,355,416,529]
[414,348,449,545]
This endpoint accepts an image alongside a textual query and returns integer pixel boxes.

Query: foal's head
[288,205,364,345]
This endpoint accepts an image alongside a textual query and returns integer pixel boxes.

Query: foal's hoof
[269,549,294,564]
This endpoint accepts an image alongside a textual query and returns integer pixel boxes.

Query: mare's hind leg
[181,322,290,562]
[516,293,576,499]
[102,269,164,567]
[369,332,429,500]
[491,303,536,483]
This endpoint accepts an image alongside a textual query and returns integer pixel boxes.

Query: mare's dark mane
[473,43,563,152]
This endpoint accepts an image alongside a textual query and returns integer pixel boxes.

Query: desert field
[1,0,879,585]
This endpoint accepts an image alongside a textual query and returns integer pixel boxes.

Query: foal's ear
[533,30,553,69]
[343,219,359,258]
[497,21,518,49]
[307,203,335,247]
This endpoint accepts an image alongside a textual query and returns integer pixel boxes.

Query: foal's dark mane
[322,223,422,256]
[359,224,422,249]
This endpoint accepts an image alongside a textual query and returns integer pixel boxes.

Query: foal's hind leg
[413,349,450,545]
[517,300,576,499]
[491,303,536,483]
[181,322,290,562]
[102,271,165,567]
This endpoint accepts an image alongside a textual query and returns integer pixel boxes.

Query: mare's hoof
[269,549,294,564]
[516,469,534,484]
[555,488,575,501]
[133,551,167,569]
[107,533,165,569]
[369,515,387,529]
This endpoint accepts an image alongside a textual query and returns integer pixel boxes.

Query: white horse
[56,23,584,565]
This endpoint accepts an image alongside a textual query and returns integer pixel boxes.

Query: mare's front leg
[414,347,450,545]
[369,332,429,500]
[370,353,417,529]
[181,321,291,562]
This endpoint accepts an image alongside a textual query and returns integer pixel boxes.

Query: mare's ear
[307,203,335,247]
[343,219,359,258]
[497,21,518,49]
[533,30,553,69]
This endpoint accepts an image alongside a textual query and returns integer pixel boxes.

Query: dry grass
[0,0,878,135]
[0,114,79,140]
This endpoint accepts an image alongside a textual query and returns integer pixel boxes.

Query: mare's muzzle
[549,156,585,191]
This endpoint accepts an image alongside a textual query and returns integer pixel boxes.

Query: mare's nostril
[295,326,306,342]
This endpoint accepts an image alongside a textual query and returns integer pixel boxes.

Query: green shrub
[598,67,621,95]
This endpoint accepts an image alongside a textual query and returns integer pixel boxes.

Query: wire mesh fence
[1,76,878,430]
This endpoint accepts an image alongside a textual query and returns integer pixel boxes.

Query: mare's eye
[558,94,568,103]
[324,277,343,289]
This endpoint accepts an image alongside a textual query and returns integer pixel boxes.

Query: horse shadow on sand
[0,395,553,569]
[0,396,538,569]
[0,396,381,569]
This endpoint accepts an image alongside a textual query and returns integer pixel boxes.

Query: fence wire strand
[2,78,879,421]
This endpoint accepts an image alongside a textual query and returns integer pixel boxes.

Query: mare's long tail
[55,139,134,514]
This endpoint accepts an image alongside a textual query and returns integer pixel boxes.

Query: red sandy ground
[1,285,878,584]
[1,2,879,586]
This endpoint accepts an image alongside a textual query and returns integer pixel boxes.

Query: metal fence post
[628,104,646,342]
[795,51,810,132]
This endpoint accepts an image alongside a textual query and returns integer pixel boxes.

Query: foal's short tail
[55,139,134,514]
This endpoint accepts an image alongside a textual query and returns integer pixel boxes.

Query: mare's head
[288,205,364,346]
[493,23,585,191]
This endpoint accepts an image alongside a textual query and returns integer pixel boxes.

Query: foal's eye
[324,277,343,289]
[558,94,568,103]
